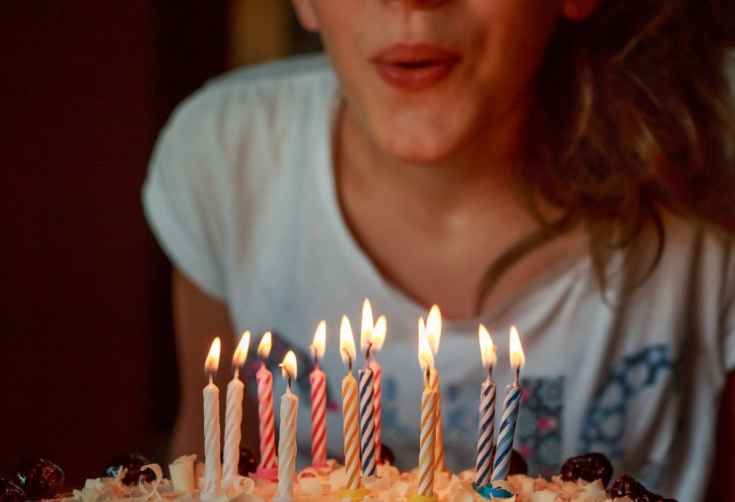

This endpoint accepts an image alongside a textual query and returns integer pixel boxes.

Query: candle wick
[287,375,292,392]
[342,347,353,373]
[365,341,372,365]
[208,373,214,386]
[313,347,319,367]
[515,365,520,383]
[488,364,493,383]
[234,367,240,380]
[425,366,431,387]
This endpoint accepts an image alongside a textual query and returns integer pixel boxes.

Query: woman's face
[293,0,596,164]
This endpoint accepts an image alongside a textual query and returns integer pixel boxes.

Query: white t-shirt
[143,54,735,501]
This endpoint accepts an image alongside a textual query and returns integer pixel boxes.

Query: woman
[143,0,735,500]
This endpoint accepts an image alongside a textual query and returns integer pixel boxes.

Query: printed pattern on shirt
[578,344,677,460]
[515,376,565,478]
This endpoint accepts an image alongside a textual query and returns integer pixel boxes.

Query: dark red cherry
[237,448,257,476]
[12,459,65,500]
[104,454,154,485]
[0,477,26,502]
[611,475,674,502]
[509,450,528,475]
[380,444,395,466]
[560,452,613,487]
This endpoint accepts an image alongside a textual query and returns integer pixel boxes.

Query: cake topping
[508,450,528,476]
[104,454,155,486]
[237,449,257,477]
[0,477,26,502]
[611,474,678,502]
[12,458,65,500]
[560,452,613,487]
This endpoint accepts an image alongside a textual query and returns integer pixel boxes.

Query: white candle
[223,331,250,483]
[203,338,222,496]
[277,351,299,501]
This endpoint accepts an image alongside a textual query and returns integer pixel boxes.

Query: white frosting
[61,460,649,502]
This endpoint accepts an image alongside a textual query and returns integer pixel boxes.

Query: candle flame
[509,326,525,369]
[426,305,442,355]
[371,315,387,352]
[417,317,434,371]
[232,330,250,368]
[478,325,496,368]
[360,298,374,352]
[310,320,326,361]
[340,315,357,367]
[205,337,221,375]
[258,331,272,359]
[280,350,298,380]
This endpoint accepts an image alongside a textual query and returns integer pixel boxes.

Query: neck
[336,99,524,215]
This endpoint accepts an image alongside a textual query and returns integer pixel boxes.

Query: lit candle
[256,332,278,480]
[203,338,222,497]
[339,316,364,501]
[474,325,497,487]
[277,351,299,501]
[223,331,250,485]
[425,305,445,472]
[415,319,437,502]
[491,326,525,482]
[369,315,386,464]
[358,299,377,477]
[309,321,328,468]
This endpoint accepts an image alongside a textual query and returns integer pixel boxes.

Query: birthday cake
[0,452,676,502]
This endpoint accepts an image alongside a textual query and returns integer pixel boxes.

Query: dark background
[0,1,318,487]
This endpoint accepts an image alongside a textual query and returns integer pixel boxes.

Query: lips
[371,43,460,91]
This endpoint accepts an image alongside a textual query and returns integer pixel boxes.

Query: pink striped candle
[369,315,386,463]
[256,332,278,480]
[309,321,327,468]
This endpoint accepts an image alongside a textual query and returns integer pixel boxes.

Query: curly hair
[477,0,735,310]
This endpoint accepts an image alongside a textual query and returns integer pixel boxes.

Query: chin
[377,127,465,165]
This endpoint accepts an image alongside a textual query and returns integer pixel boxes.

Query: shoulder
[167,53,336,138]
[149,52,337,191]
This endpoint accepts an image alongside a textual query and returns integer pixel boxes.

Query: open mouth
[371,43,460,91]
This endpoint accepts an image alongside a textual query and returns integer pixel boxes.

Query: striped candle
[358,366,377,477]
[223,331,250,484]
[491,380,521,482]
[277,351,298,500]
[310,364,327,467]
[340,315,362,494]
[475,324,496,487]
[417,373,437,497]
[429,368,445,472]
[342,372,361,489]
[368,357,382,463]
[309,321,328,468]
[475,378,496,486]
[256,363,277,472]
[203,338,222,495]
[491,326,525,483]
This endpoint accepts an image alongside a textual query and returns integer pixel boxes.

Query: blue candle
[491,326,525,483]
[358,365,377,477]
[475,325,497,486]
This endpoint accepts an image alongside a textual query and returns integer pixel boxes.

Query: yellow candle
[425,306,445,472]
[416,318,437,501]
[340,316,363,495]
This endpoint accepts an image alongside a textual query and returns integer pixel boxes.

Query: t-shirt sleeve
[142,94,229,300]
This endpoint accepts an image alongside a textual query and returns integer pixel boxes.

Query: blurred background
[0,0,319,486]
